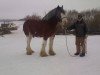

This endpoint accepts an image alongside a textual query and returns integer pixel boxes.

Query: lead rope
[85,37,87,54]
[64,29,76,57]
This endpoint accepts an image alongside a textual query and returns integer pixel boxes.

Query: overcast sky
[0,0,100,19]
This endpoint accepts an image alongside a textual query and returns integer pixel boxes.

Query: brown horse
[23,5,67,57]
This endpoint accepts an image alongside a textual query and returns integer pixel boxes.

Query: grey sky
[0,0,100,19]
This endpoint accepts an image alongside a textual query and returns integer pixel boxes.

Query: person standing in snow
[67,14,88,57]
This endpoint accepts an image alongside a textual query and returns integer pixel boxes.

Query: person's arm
[84,22,88,34]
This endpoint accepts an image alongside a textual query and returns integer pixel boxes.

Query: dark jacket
[67,19,88,37]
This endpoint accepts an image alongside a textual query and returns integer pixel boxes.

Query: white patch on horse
[49,37,54,51]
[40,39,48,57]
[26,33,33,52]
[41,39,47,52]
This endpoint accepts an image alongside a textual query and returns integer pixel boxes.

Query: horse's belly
[34,29,55,37]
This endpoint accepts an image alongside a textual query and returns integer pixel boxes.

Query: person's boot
[74,52,80,55]
[80,53,85,57]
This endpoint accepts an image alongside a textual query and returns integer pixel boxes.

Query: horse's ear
[62,5,63,9]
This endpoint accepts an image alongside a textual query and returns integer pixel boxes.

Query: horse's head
[42,5,68,27]
[56,5,68,28]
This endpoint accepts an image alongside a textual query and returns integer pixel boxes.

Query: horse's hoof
[26,51,33,55]
[31,50,35,53]
[40,54,48,57]
[26,48,34,54]
[49,50,56,56]
[40,51,48,57]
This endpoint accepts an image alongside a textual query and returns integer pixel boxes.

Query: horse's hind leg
[40,38,48,57]
[26,33,34,55]
[49,36,56,56]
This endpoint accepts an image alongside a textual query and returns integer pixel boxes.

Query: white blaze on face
[61,13,68,26]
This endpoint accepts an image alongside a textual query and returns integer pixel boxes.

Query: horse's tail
[23,20,30,36]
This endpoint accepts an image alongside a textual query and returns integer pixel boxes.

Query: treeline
[63,9,100,35]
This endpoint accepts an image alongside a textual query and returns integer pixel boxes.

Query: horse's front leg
[49,36,56,55]
[26,33,34,55]
[40,38,48,57]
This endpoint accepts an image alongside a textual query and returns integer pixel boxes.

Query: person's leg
[80,37,86,57]
[75,37,81,55]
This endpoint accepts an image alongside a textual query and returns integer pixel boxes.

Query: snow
[0,21,100,75]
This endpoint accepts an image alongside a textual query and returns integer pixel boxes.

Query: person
[67,14,88,57]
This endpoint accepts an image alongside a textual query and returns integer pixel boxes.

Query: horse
[23,5,67,57]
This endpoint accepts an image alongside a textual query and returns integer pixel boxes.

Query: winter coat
[67,19,88,37]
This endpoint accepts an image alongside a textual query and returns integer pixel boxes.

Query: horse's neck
[42,8,59,26]
[42,8,56,20]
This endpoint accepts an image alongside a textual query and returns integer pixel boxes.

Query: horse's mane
[42,8,57,21]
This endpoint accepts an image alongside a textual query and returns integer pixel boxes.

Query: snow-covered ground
[0,21,100,75]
